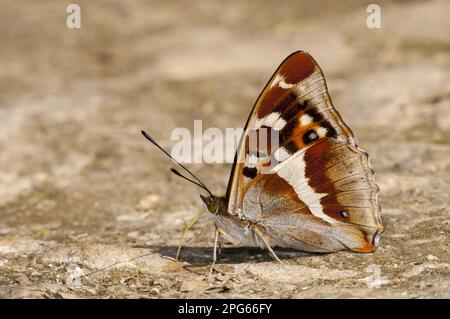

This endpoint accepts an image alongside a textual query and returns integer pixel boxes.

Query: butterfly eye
[339,211,349,218]
[207,201,219,215]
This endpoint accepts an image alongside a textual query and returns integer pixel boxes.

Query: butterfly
[142,51,384,262]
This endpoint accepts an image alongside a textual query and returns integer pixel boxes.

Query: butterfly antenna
[141,130,214,197]
[170,168,214,197]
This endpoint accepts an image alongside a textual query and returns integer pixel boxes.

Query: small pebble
[285,284,297,292]
[150,287,160,295]
[135,194,160,211]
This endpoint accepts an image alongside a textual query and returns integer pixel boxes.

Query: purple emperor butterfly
[142,51,384,262]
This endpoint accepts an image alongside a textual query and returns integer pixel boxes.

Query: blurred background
[0,0,449,298]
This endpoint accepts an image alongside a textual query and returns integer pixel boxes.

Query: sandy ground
[0,0,449,298]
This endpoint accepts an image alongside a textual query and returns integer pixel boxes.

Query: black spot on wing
[284,141,298,154]
[321,121,338,138]
[279,120,297,144]
[302,129,319,144]
[280,100,309,122]
[243,167,258,179]
[305,108,324,122]
[298,100,309,110]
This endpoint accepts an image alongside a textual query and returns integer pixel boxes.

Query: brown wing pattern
[242,139,383,252]
[226,51,384,252]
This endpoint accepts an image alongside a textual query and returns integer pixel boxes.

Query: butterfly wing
[226,51,383,252]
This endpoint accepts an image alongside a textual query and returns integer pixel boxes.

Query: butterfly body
[201,195,264,249]
[202,51,384,257]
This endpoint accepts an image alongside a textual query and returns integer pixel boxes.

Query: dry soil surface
[0,0,449,298]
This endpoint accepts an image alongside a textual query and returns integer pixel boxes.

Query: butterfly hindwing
[242,139,382,252]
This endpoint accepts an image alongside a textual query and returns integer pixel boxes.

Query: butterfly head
[200,194,222,215]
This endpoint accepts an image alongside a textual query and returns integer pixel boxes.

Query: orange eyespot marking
[285,123,326,150]
[353,241,376,253]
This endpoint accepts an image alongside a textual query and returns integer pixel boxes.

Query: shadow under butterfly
[142,51,384,264]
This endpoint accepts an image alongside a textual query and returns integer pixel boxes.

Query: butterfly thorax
[200,194,263,248]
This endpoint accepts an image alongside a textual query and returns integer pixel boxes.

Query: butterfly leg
[208,229,221,276]
[253,226,281,263]
[212,228,221,263]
